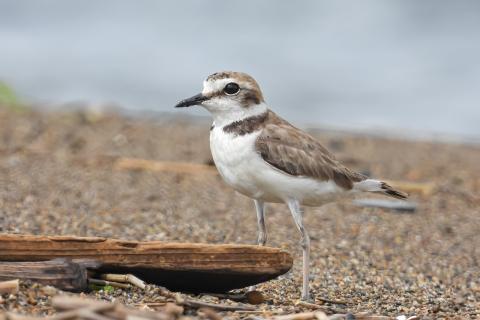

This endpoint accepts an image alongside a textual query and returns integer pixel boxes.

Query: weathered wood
[100,274,146,289]
[52,296,173,320]
[0,279,19,294]
[0,259,93,292]
[114,158,217,174]
[205,291,265,305]
[272,311,329,320]
[114,160,436,200]
[0,234,293,292]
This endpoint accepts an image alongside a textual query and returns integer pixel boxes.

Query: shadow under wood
[95,266,280,293]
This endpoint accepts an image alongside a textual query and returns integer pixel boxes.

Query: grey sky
[1,1,479,138]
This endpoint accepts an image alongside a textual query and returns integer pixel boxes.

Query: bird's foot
[300,293,313,303]
[256,233,267,246]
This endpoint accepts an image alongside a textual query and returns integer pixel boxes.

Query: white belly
[210,126,349,206]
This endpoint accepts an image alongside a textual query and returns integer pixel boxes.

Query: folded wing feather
[254,111,367,190]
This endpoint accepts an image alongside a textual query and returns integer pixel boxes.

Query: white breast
[210,126,263,198]
[209,125,348,206]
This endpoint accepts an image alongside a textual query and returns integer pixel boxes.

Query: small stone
[246,290,265,305]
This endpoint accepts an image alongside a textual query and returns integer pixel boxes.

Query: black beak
[174,93,208,108]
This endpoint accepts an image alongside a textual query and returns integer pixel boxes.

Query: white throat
[208,103,268,128]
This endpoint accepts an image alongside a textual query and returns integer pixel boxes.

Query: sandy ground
[0,108,479,319]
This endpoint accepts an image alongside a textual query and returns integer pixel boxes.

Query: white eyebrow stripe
[203,78,231,95]
[202,78,255,96]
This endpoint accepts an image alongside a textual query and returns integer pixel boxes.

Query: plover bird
[175,71,407,301]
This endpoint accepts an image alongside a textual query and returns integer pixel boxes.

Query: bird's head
[175,71,266,123]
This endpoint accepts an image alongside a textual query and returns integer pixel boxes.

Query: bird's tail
[353,179,408,200]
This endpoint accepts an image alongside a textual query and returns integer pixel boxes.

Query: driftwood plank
[113,158,436,199]
[0,259,96,292]
[0,234,293,292]
[114,158,217,174]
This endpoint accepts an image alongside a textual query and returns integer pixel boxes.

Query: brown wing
[255,111,366,189]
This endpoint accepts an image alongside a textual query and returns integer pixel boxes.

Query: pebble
[0,109,478,318]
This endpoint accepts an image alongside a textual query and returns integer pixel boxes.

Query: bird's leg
[254,199,267,246]
[248,199,267,293]
[287,198,311,302]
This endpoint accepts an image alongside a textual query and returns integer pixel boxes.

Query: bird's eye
[224,82,240,95]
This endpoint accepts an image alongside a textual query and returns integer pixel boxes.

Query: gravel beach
[0,108,479,319]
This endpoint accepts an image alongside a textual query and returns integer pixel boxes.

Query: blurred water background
[1,0,479,140]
